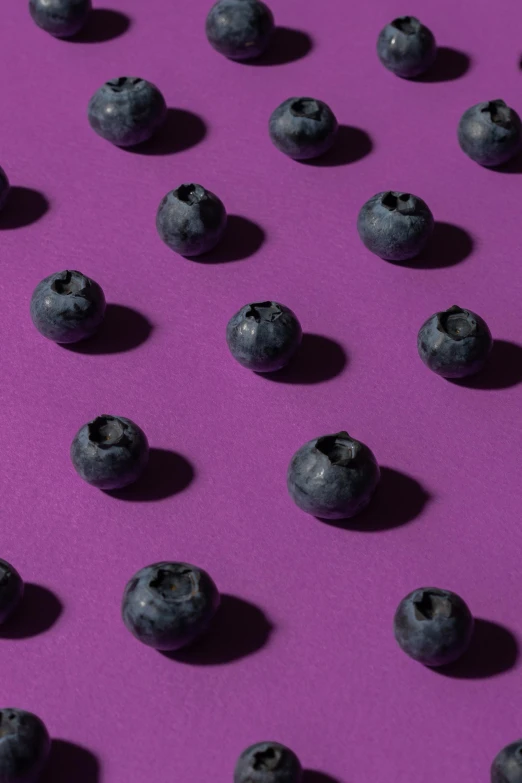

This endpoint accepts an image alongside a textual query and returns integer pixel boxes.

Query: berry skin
[377,16,436,78]
[0,560,24,625]
[122,562,220,651]
[156,184,227,256]
[417,305,493,379]
[71,415,149,490]
[357,191,434,261]
[0,708,50,783]
[206,0,274,60]
[30,270,106,344]
[29,0,91,38]
[0,166,10,212]
[88,77,167,147]
[269,98,338,160]
[394,587,474,666]
[226,301,302,372]
[491,740,522,783]
[458,100,522,167]
[287,431,380,520]
[234,742,302,783]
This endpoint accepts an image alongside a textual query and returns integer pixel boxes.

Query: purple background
[1,0,521,780]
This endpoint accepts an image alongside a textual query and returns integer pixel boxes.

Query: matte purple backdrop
[1,0,521,781]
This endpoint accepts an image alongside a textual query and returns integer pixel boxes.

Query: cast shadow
[107,448,194,502]
[164,595,272,665]
[63,304,152,355]
[450,340,522,390]
[319,467,430,532]
[0,187,49,229]
[129,108,207,155]
[198,215,265,263]
[246,26,313,65]
[438,619,518,679]
[41,740,100,783]
[303,125,373,167]
[0,584,62,639]
[263,334,347,384]
[401,222,474,269]
[68,8,131,42]
[415,47,471,82]
[490,152,522,174]
[303,772,343,783]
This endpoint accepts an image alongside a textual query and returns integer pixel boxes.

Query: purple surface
[0,0,521,781]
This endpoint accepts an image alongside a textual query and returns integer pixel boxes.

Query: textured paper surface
[0,0,521,780]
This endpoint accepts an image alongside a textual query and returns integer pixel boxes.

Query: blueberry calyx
[51,270,86,296]
[482,99,511,127]
[245,302,283,323]
[252,747,281,771]
[148,567,194,600]
[107,77,143,92]
[290,98,322,121]
[381,191,411,211]
[315,432,357,467]
[413,590,452,621]
[175,184,205,205]
[88,416,130,449]
[391,16,420,34]
[437,306,477,341]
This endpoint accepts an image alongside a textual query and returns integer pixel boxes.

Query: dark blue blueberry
[0,709,50,783]
[287,431,380,520]
[394,587,474,667]
[491,740,522,783]
[30,270,106,344]
[205,0,274,60]
[88,77,167,147]
[418,305,493,378]
[71,415,149,490]
[122,562,220,651]
[377,16,436,78]
[269,98,338,160]
[458,100,522,167]
[226,301,302,372]
[357,191,434,261]
[0,167,10,212]
[234,742,302,783]
[29,0,91,37]
[156,184,227,256]
[0,560,24,625]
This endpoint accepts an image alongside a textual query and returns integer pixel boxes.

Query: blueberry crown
[481,100,512,127]
[316,431,360,466]
[390,16,421,34]
[437,306,477,340]
[245,302,282,323]
[413,590,453,621]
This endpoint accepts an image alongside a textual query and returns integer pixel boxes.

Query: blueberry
[377,16,436,78]
[88,77,167,147]
[357,191,434,261]
[287,431,380,520]
[491,740,522,783]
[226,301,302,372]
[418,305,493,378]
[234,742,302,783]
[394,587,474,666]
[30,270,106,344]
[0,709,50,783]
[0,560,24,625]
[71,415,149,490]
[122,562,220,651]
[205,0,274,60]
[0,166,10,212]
[156,184,227,256]
[458,100,522,167]
[269,98,338,160]
[29,0,91,38]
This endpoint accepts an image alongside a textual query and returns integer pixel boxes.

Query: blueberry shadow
[450,340,522,390]
[63,304,152,355]
[319,467,430,531]
[0,187,49,229]
[163,595,272,665]
[490,151,522,174]
[197,215,265,263]
[245,26,313,65]
[128,108,207,155]
[0,584,62,639]
[399,222,474,269]
[41,740,100,783]
[263,334,347,384]
[303,772,343,783]
[302,125,373,167]
[67,8,131,43]
[415,47,471,82]
[438,619,518,679]
[106,448,194,502]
